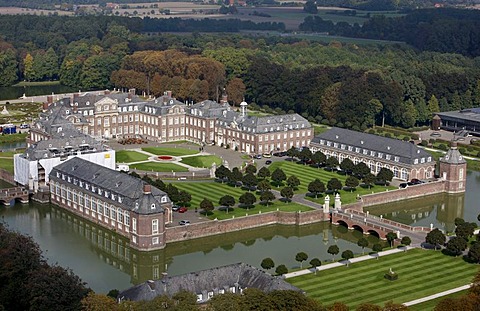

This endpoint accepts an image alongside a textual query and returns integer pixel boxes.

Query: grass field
[288,249,478,309]
[0,133,27,144]
[116,150,149,163]
[180,155,222,168]
[269,161,395,204]
[409,289,467,311]
[174,181,312,220]
[142,147,199,157]
[0,158,14,173]
[130,162,189,172]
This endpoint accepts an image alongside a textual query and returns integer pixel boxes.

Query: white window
[152,219,158,234]
[152,237,159,245]
[132,218,137,233]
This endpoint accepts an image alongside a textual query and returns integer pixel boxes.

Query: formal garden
[287,248,478,309]
[141,147,199,157]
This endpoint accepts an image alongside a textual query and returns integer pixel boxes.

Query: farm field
[288,248,478,309]
[174,181,312,220]
[268,161,396,204]
[141,147,199,157]
[116,150,150,163]
[180,155,222,168]
[130,162,189,172]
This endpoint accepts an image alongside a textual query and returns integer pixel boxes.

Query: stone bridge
[0,187,29,206]
[331,209,430,243]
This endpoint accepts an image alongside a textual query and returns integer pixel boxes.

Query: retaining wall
[165,209,327,243]
[0,169,15,185]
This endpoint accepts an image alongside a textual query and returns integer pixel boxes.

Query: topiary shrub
[384,268,398,281]
[384,133,392,138]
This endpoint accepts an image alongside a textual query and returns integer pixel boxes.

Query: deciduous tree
[295,252,308,268]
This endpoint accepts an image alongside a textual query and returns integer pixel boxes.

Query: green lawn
[0,151,20,158]
[174,181,312,220]
[180,155,222,168]
[130,162,189,172]
[0,158,14,173]
[288,249,478,309]
[116,150,149,163]
[409,289,467,311]
[0,133,27,144]
[312,124,330,135]
[141,147,199,157]
[269,161,395,204]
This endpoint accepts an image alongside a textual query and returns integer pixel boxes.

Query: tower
[438,141,467,193]
[240,100,248,117]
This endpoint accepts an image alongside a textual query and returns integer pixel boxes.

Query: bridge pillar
[334,193,341,210]
[324,195,330,213]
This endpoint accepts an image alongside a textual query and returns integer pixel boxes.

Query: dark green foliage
[295,252,308,268]
[455,222,476,240]
[230,167,243,185]
[327,245,339,261]
[341,250,354,266]
[308,178,325,198]
[219,195,235,207]
[362,173,375,188]
[345,176,359,191]
[357,237,368,254]
[468,243,480,263]
[200,198,214,214]
[275,264,288,275]
[340,158,354,173]
[445,236,467,256]
[280,187,294,202]
[215,165,231,181]
[303,0,318,14]
[245,165,257,175]
[353,162,370,178]
[400,236,411,246]
[239,192,257,208]
[386,232,397,247]
[327,178,342,193]
[376,168,394,183]
[426,228,446,250]
[260,190,275,205]
[286,175,300,189]
[257,167,270,180]
[242,172,258,189]
[261,257,275,270]
[271,168,287,186]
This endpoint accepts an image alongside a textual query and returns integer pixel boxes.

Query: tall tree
[308,179,325,198]
[271,168,287,187]
[239,192,256,209]
[287,175,300,189]
[357,237,369,254]
[225,77,246,106]
[280,187,294,202]
[257,167,271,180]
[260,190,275,205]
[24,53,35,81]
[425,228,446,250]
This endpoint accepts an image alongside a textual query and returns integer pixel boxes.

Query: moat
[1,171,479,293]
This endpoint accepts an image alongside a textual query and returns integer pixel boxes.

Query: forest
[0,13,479,131]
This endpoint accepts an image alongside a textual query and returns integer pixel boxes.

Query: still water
[0,84,77,101]
[1,171,479,293]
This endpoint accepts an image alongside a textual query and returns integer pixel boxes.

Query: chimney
[73,93,79,99]
[129,88,136,96]
[47,95,53,104]
[42,102,49,111]
[221,89,228,104]
[143,184,151,194]
[166,90,172,98]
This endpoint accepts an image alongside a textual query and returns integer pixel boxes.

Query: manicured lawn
[269,161,396,204]
[0,151,19,158]
[288,249,478,309]
[180,155,222,168]
[0,158,14,173]
[130,162,189,172]
[174,181,312,220]
[116,150,149,163]
[0,133,27,144]
[141,147,199,157]
[408,289,467,311]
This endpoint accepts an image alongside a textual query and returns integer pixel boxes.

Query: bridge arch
[337,220,349,228]
[352,225,364,234]
[367,230,380,239]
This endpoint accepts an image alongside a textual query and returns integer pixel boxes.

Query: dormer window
[151,204,156,209]
[161,196,167,203]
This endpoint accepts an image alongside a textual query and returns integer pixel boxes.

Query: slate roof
[188,100,231,118]
[311,127,433,165]
[50,157,170,214]
[440,143,466,164]
[118,262,302,302]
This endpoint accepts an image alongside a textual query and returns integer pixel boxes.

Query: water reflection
[0,202,365,293]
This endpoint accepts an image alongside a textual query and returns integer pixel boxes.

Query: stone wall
[0,169,15,185]
[165,209,326,243]
[359,181,445,208]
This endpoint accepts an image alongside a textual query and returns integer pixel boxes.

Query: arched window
[393,166,399,178]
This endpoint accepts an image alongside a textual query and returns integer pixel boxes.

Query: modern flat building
[49,157,172,251]
[43,90,313,154]
[118,262,302,303]
[434,108,480,136]
[310,127,435,181]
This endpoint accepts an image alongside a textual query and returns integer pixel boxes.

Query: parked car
[179,220,190,225]
[265,160,272,165]
[172,205,180,212]
[178,207,188,213]
[410,179,424,185]
[255,154,262,159]
[399,183,408,188]
[262,153,272,158]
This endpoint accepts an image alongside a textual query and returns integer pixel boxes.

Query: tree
[215,165,231,182]
[340,158,354,174]
[325,157,339,170]
[455,222,475,240]
[308,179,325,198]
[286,146,298,159]
[357,303,381,311]
[271,168,287,187]
[468,242,480,263]
[327,245,339,261]
[311,151,326,167]
[280,187,294,202]
[287,175,300,189]
[446,236,467,256]
[372,243,383,259]
[24,53,35,81]
[357,237,368,254]
[341,250,354,266]
[230,167,243,186]
[309,258,321,275]
[376,168,393,184]
[245,164,257,175]
[295,252,308,268]
[426,228,446,250]
[219,195,235,213]
[225,77,246,106]
[299,148,312,163]
[275,264,288,275]
[242,172,258,189]
[200,198,214,215]
[363,173,375,189]
[177,190,191,206]
[81,293,118,311]
[353,162,370,178]
[327,178,342,193]
[303,0,318,14]
[401,236,411,247]
[0,48,18,86]
[260,190,275,205]
[345,176,359,191]
[261,258,275,271]
[257,180,271,193]
[239,192,256,209]
[257,166,270,180]
[428,94,440,114]
[386,232,397,248]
